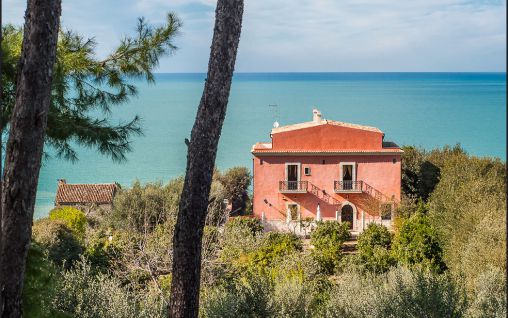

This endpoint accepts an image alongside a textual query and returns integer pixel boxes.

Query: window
[285,163,300,190]
[304,167,311,176]
[380,204,392,220]
[287,203,299,221]
[339,162,356,182]
[339,162,356,190]
[392,158,396,164]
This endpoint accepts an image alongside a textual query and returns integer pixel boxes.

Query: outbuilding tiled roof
[55,180,119,204]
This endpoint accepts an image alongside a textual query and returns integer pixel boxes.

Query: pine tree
[168,0,244,317]
[0,0,62,315]
[1,13,181,162]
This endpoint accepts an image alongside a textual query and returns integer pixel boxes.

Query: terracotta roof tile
[55,182,119,204]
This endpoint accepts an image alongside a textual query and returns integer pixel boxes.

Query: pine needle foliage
[1,13,182,162]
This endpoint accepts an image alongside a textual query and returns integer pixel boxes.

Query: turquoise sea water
[35,72,506,217]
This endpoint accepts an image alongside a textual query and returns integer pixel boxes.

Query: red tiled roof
[55,182,119,204]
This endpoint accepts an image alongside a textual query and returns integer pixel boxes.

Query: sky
[3,0,507,72]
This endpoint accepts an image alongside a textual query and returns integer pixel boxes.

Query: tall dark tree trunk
[0,0,62,316]
[168,0,243,317]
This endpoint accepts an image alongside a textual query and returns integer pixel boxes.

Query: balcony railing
[279,181,308,193]
[334,180,363,193]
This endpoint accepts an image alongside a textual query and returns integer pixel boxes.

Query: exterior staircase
[342,231,359,255]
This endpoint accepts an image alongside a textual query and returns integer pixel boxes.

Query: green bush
[49,206,87,239]
[225,217,263,236]
[217,166,251,215]
[356,223,396,273]
[247,232,302,271]
[323,266,467,318]
[272,276,313,318]
[401,144,466,200]
[109,179,182,233]
[310,221,350,274]
[392,212,446,272]
[467,267,507,318]
[53,258,165,318]
[358,223,392,250]
[311,221,350,250]
[201,273,274,318]
[32,218,83,268]
[428,154,506,289]
[84,229,123,273]
[23,243,66,317]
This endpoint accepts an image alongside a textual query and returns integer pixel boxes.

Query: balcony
[279,181,308,193]
[334,180,363,193]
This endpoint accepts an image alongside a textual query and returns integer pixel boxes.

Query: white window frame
[304,167,311,176]
[286,202,300,222]
[339,162,356,182]
[285,162,301,182]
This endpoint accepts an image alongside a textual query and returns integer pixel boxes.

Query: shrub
[49,206,87,239]
[246,232,302,271]
[467,267,507,318]
[53,258,166,318]
[225,217,263,236]
[392,212,446,272]
[401,144,466,200]
[311,221,350,250]
[217,166,251,215]
[310,221,350,274]
[201,273,274,318]
[23,243,65,317]
[356,223,396,273]
[357,223,392,250]
[32,218,83,268]
[84,229,123,273]
[272,276,313,318]
[428,154,506,289]
[323,266,467,318]
[109,179,182,233]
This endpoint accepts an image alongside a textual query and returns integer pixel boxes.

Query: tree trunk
[0,0,62,316]
[168,0,244,317]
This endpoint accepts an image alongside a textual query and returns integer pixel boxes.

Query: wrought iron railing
[334,180,363,192]
[279,180,308,192]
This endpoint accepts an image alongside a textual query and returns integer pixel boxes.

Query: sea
[33,72,506,218]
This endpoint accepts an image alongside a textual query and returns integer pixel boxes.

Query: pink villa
[251,109,402,233]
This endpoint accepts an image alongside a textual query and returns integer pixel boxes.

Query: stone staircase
[342,231,359,255]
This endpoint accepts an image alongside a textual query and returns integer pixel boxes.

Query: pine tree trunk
[168,0,244,317]
[0,0,62,316]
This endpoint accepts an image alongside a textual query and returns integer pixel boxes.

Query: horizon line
[154,71,507,74]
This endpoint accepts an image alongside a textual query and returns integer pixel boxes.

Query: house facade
[251,109,402,233]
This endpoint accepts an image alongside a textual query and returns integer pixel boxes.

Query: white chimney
[312,108,322,123]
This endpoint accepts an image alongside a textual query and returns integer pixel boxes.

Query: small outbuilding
[55,179,120,213]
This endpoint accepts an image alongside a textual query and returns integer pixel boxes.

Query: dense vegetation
[24,147,506,317]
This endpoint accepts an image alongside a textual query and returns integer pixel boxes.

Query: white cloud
[3,0,506,71]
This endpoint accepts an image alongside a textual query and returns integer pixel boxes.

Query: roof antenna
[268,104,280,128]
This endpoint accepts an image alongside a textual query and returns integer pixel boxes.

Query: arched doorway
[341,204,354,229]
